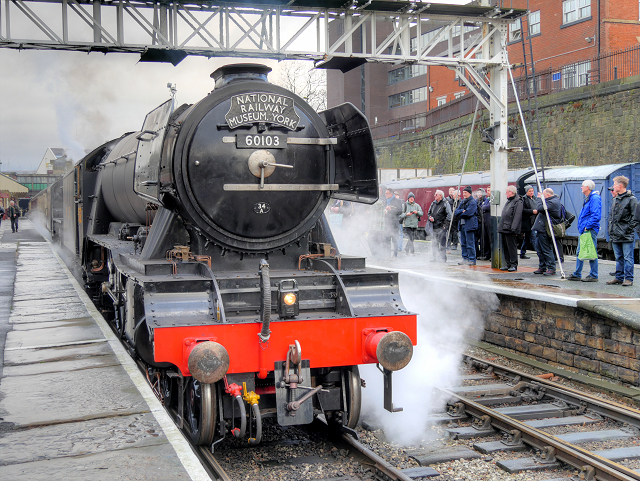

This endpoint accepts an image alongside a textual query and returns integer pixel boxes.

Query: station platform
[0,220,208,480]
[368,239,640,331]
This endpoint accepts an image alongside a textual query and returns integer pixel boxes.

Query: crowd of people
[367,178,640,285]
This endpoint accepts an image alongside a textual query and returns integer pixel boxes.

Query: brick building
[327,0,640,137]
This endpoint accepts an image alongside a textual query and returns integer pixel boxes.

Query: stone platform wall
[482,296,640,386]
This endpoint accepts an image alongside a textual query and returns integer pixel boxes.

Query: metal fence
[371,44,640,140]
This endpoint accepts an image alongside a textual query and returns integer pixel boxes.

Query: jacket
[520,194,537,232]
[447,195,460,224]
[498,194,524,235]
[477,197,491,228]
[384,196,403,230]
[455,196,478,232]
[9,205,19,219]
[428,199,452,230]
[532,195,562,234]
[609,190,638,243]
[577,190,602,234]
[401,200,423,228]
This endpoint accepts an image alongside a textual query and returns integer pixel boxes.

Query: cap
[408,192,415,199]
[524,184,534,192]
[477,188,486,195]
[463,186,473,194]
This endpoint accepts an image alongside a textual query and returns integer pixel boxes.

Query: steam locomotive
[31,64,417,447]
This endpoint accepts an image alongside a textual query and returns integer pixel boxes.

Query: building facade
[327,0,640,139]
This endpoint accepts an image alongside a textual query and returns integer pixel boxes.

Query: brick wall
[482,296,640,385]
[374,75,640,172]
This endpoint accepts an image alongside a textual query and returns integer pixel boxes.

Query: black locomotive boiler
[31,64,417,447]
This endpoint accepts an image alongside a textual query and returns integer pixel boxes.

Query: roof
[0,174,29,194]
[386,168,533,190]
[200,1,526,19]
[521,164,637,183]
[50,148,66,159]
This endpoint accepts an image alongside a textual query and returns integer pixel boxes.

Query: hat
[477,188,486,195]
[408,192,415,199]
[608,185,614,191]
[463,186,473,194]
[524,184,534,192]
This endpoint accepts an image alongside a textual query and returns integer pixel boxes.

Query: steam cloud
[327,203,498,446]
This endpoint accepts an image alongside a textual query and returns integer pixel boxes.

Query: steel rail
[341,433,414,481]
[443,389,640,481]
[463,354,640,427]
[197,446,233,481]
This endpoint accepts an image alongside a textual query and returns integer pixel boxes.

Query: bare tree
[271,60,327,112]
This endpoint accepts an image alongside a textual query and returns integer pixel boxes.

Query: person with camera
[400,192,423,255]
[427,190,452,262]
[9,200,20,233]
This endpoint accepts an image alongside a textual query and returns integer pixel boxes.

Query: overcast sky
[0,0,469,173]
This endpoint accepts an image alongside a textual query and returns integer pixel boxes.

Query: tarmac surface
[0,219,208,480]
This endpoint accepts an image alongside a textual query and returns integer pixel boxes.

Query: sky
[0,0,470,173]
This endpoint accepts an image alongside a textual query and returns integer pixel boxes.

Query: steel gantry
[1,0,526,267]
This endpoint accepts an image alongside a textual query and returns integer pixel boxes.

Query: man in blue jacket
[455,186,478,265]
[567,179,601,282]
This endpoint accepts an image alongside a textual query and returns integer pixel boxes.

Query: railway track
[431,354,640,480]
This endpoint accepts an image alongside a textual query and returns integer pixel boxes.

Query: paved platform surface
[0,220,208,480]
[360,237,640,330]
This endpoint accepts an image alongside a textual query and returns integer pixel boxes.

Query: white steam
[327,204,498,446]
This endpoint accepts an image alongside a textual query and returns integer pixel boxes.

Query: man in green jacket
[400,192,423,255]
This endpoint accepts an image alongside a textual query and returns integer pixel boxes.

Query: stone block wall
[482,296,640,385]
[375,75,640,173]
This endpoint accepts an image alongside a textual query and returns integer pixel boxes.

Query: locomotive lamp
[278,279,299,318]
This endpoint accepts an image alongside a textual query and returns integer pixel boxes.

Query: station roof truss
[0,1,526,75]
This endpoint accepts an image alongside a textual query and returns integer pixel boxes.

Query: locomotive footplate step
[407,445,482,465]
[496,457,562,473]
[0,224,205,481]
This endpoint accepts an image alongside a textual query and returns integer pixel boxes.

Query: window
[437,95,447,106]
[388,65,428,85]
[563,0,590,24]
[562,61,591,89]
[389,86,429,108]
[509,19,522,42]
[529,11,541,36]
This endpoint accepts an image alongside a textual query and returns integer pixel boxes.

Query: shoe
[508,267,517,272]
[622,280,633,287]
[582,276,598,282]
[533,269,546,274]
[467,262,476,266]
[500,266,509,271]
[606,279,622,285]
[609,272,616,276]
[451,246,457,250]
[543,270,556,276]
[567,274,582,281]
[520,255,530,259]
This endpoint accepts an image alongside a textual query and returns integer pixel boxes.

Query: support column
[487,23,509,269]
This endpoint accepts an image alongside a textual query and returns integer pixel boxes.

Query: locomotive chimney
[210,64,272,89]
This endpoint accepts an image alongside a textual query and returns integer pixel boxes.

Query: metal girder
[0,1,524,68]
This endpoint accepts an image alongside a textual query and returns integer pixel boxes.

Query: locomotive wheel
[185,378,217,446]
[343,366,362,429]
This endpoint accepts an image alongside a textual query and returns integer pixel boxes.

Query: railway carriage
[32,64,417,446]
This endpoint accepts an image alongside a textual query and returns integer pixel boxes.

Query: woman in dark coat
[498,186,523,271]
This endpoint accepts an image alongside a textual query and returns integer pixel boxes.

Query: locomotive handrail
[315,259,355,318]
[197,263,227,324]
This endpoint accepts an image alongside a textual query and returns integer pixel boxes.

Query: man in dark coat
[498,186,524,271]
[605,176,638,286]
[454,186,478,265]
[383,188,403,257]
[446,188,459,250]
[476,188,491,260]
[428,189,452,262]
[532,188,562,275]
[9,201,20,233]
[519,185,537,259]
